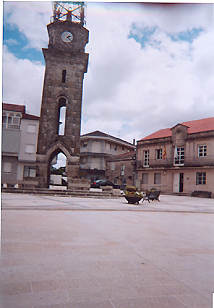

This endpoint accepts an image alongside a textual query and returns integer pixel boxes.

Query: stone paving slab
[1,194,214,307]
[2,193,214,212]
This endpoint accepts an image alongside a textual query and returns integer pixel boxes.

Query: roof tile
[3,103,25,113]
[3,103,39,120]
[81,130,135,147]
[140,117,214,141]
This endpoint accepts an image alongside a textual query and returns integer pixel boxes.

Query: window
[2,113,7,125]
[143,150,149,166]
[106,143,110,150]
[154,173,161,184]
[58,106,66,135]
[121,164,125,176]
[62,70,66,83]
[81,157,86,164]
[83,142,87,148]
[25,145,35,153]
[156,149,162,160]
[196,172,206,185]
[174,147,184,165]
[58,97,66,135]
[13,116,20,125]
[27,124,36,133]
[2,112,21,129]
[122,178,127,186]
[111,163,115,171]
[23,166,36,178]
[4,162,12,173]
[198,145,207,157]
[114,145,117,151]
[142,173,148,184]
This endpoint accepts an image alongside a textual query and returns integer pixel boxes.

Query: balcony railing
[137,158,173,168]
[137,155,214,168]
[184,156,214,167]
[79,164,105,171]
[2,123,21,130]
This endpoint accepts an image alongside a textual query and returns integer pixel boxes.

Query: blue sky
[129,25,204,48]
[2,2,214,145]
[3,16,203,62]
[3,25,44,62]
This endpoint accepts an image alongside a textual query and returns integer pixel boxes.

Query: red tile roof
[108,151,136,161]
[22,113,39,120]
[81,130,135,147]
[140,117,214,141]
[3,103,26,113]
[2,103,39,120]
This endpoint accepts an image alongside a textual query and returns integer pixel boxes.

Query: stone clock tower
[36,2,89,189]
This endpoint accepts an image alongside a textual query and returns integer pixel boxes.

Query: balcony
[184,156,214,167]
[2,123,21,130]
[137,158,173,168]
[79,164,105,171]
[137,155,214,169]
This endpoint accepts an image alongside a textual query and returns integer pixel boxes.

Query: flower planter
[124,195,142,204]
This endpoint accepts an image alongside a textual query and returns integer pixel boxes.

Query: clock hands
[66,35,73,41]
[61,31,73,43]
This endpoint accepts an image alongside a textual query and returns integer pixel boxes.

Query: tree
[51,166,66,175]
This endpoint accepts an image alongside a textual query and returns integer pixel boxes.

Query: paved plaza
[1,193,214,307]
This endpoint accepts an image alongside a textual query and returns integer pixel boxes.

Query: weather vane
[51,1,85,25]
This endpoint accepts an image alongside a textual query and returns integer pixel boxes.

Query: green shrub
[125,186,142,197]
[125,186,137,192]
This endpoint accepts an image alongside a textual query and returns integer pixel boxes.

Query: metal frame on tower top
[51,1,85,25]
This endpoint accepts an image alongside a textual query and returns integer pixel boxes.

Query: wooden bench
[142,190,161,203]
[191,191,212,198]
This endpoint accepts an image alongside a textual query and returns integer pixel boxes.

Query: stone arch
[45,141,71,162]
[45,142,70,187]
[45,141,80,187]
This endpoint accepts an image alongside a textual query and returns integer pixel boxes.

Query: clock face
[61,31,73,43]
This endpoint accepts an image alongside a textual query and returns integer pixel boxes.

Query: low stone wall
[67,179,90,191]
[2,180,39,189]
[112,189,122,196]
[191,191,212,198]
[102,186,122,197]
[101,186,113,192]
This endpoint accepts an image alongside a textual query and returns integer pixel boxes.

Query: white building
[2,104,136,187]
[79,130,136,182]
[2,103,39,187]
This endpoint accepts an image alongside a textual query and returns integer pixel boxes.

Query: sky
[3,1,214,147]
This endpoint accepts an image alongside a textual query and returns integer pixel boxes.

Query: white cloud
[2,46,44,116]
[133,3,214,33]
[4,1,51,50]
[3,2,214,144]
[81,3,214,141]
[4,38,19,45]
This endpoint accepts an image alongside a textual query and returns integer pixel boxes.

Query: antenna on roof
[51,1,86,25]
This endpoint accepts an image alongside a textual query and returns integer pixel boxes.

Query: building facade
[136,118,214,196]
[106,151,136,189]
[2,103,39,187]
[79,130,136,183]
[2,109,136,188]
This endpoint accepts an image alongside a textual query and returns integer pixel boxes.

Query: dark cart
[142,190,161,203]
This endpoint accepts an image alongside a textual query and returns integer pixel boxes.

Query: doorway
[173,173,184,193]
[179,173,184,193]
